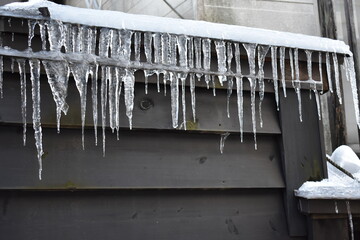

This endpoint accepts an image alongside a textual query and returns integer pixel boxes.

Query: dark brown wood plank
[279,90,327,237]
[0,125,285,189]
[0,189,299,240]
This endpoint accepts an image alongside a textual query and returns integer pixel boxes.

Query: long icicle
[190,73,196,122]
[236,77,244,142]
[92,64,99,145]
[271,46,279,110]
[294,48,303,122]
[29,59,44,180]
[257,45,270,127]
[279,46,287,98]
[101,66,108,156]
[17,59,27,146]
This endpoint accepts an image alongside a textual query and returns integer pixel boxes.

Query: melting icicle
[0,56,3,98]
[29,59,43,180]
[170,72,179,128]
[178,35,188,68]
[257,45,270,127]
[234,43,241,74]
[17,59,27,146]
[144,32,153,63]
[134,32,141,63]
[294,48,303,122]
[279,47,287,98]
[42,60,69,133]
[179,74,187,130]
[202,38,211,85]
[38,21,47,51]
[108,67,116,132]
[27,20,37,50]
[123,69,135,129]
[161,33,169,65]
[91,64,99,145]
[271,46,279,110]
[227,42,233,72]
[243,43,256,76]
[215,40,226,73]
[220,132,230,154]
[236,77,243,142]
[346,201,354,240]
[344,56,360,128]
[101,66,108,156]
[332,53,342,104]
[70,63,90,149]
[46,20,64,52]
[194,38,202,69]
[334,201,339,214]
[153,33,161,64]
[326,52,333,93]
[249,77,257,149]
[227,76,233,118]
[190,73,196,122]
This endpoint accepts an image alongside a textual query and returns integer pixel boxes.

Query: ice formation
[0,0,359,179]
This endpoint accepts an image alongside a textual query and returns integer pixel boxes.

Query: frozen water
[220,132,230,154]
[346,201,354,240]
[271,46,279,110]
[17,59,27,146]
[332,53,342,104]
[257,45,269,127]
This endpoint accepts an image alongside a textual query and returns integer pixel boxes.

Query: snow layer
[296,146,360,199]
[0,0,351,55]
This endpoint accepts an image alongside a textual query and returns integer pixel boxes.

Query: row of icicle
[0,18,359,180]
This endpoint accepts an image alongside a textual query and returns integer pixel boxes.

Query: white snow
[0,0,351,55]
[296,145,360,199]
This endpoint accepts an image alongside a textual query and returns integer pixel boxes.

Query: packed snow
[0,0,359,179]
[296,145,360,199]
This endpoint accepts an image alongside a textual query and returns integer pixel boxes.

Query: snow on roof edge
[0,0,352,55]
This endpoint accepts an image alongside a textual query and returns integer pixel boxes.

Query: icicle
[294,48,302,122]
[319,52,324,93]
[170,72,179,128]
[346,201,354,240]
[29,59,43,180]
[157,70,161,93]
[70,63,90,150]
[257,45,270,127]
[334,201,339,214]
[0,56,3,98]
[101,66,108,156]
[270,46,279,110]
[212,75,216,96]
[344,56,360,128]
[134,32,141,63]
[227,42,233,72]
[144,32,153,63]
[188,37,194,69]
[194,38,202,69]
[243,43,256,76]
[279,47,287,98]
[62,24,72,53]
[190,73,196,122]
[305,50,313,80]
[88,28,97,55]
[115,67,124,136]
[220,132,230,154]
[289,48,294,81]
[99,28,111,57]
[163,71,168,96]
[332,53,342,104]
[169,34,177,66]
[46,20,64,52]
[248,77,257,149]
[234,43,241,74]
[11,58,15,73]
[8,18,11,27]
[236,77,243,142]
[91,64,99,145]
[42,60,69,133]
[178,35,188,68]
[38,21,47,50]
[27,20,37,50]
[202,38,211,85]
[11,32,14,42]
[215,40,226,73]
[326,52,333,93]
[314,90,321,120]
[144,69,155,94]
[17,59,27,146]
[227,76,233,118]
[108,67,116,132]
[153,33,161,64]
[161,33,169,65]
[119,29,133,64]
[179,74,187,130]
[109,29,119,59]
[123,69,135,129]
